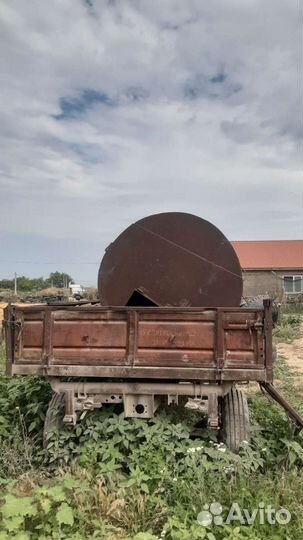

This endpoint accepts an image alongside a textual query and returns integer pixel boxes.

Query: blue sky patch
[210,72,227,84]
[185,72,241,100]
[54,89,114,119]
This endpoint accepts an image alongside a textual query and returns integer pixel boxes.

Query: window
[283,276,303,294]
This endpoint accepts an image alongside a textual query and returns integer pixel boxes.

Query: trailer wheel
[43,392,65,448]
[221,388,250,452]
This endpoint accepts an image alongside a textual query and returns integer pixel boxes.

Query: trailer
[3,212,303,451]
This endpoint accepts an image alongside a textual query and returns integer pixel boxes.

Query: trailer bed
[4,303,273,382]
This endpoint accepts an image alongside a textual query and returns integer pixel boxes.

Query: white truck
[69,282,85,301]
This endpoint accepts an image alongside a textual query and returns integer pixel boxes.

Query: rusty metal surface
[11,364,268,381]
[48,381,232,425]
[98,212,243,307]
[49,381,230,396]
[5,303,270,382]
[263,298,273,381]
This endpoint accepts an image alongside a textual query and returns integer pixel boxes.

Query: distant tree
[47,272,73,288]
[0,273,73,292]
[11,276,47,292]
[0,279,14,289]
[30,277,48,290]
[16,276,33,292]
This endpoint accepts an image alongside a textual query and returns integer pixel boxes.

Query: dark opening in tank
[126,289,158,307]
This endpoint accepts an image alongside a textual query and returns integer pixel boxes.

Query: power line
[0,261,99,265]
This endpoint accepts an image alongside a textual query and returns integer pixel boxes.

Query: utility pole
[14,272,17,295]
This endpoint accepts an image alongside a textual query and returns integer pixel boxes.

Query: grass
[0,342,5,373]
[273,312,303,343]
[0,314,302,539]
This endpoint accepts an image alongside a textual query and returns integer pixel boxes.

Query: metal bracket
[124,394,161,418]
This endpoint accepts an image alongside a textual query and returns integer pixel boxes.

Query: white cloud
[0,0,301,279]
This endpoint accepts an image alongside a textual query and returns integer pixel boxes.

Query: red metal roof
[231,240,303,270]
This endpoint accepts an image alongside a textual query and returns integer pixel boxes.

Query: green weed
[0,342,5,373]
[273,312,303,343]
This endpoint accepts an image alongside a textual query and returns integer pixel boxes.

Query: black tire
[221,387,250,452]
[43,392,65,448]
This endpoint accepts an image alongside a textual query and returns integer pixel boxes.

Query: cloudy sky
[0,0,301,285]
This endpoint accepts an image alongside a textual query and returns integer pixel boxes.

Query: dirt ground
[276,323,303,375]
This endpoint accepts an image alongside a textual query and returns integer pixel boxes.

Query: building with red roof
[231,240,303,301]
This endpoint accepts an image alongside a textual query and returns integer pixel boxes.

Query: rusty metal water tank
[98,212,243,307]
